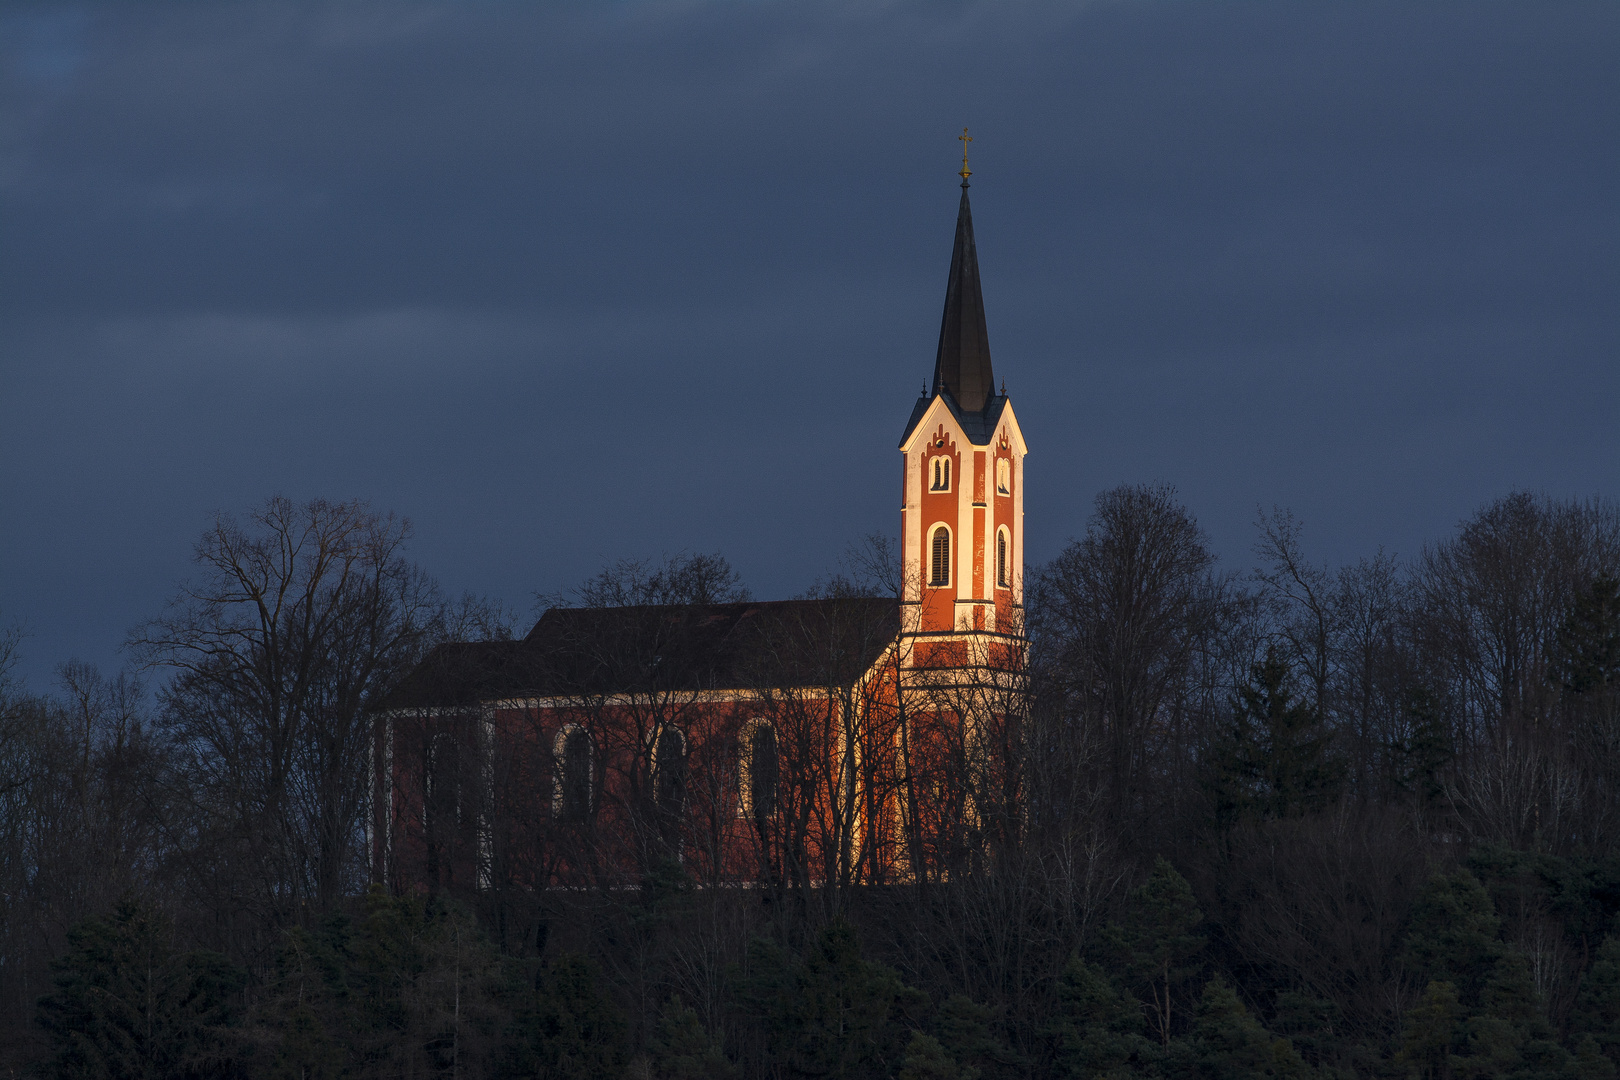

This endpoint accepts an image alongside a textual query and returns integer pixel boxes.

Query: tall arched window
[997,527,1010,588]
[996,457,1011,495]
[553,725,594,822]
[930,526,951,587]
[426,732,460,830]
[654,726,687,814]
[739,720,778,826]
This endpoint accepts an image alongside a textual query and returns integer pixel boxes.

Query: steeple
[932,179,995,414]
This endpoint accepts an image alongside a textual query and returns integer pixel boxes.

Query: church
[370,165,1029,896]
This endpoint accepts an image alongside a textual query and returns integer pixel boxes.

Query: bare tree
[131,496,443,938]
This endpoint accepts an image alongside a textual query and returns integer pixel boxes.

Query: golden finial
[958,127,972,181]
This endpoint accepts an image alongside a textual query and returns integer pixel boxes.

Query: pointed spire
[932,177,995,413]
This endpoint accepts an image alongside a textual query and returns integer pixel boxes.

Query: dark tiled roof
[899,389,1009,448]
[378,598,900,711]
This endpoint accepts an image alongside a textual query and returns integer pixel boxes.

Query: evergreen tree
[256,919,352,1080]
[899,1032,976,1080]
[1555,576,1620,696]
[1105,858,1206,1046]
[36,897,246,1080]
[650,995,736,1080]
[1391,685,1453,807]
[506,953,628,1080]
[737,917,925,1079]
[1573,933,1620,1065]
[1187,977,1306,1080]
[931,994,1022,1080]
[1049,955,1155,1079]
[1401,870,1503,1007]
[1272,991,1344,1073]
[1397,981,1463,1080]
[1210,649,1342,822]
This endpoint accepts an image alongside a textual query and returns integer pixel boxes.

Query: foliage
[36,897,245,1080]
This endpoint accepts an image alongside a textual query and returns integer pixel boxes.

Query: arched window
[739,720,778,826]
[553,725,594,822]
[930,457,951,492]
[654,726,687,813]
[930,526,951,587]
[425,732,460,830]
[996,457,1011,495]
[997,527,1011,588]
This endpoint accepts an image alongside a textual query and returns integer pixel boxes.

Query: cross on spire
[958,127,972,182]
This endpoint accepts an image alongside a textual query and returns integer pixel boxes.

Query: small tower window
[997,527,1011,588]
[996,458,1011,495]
[930,457,951,492]
[930,526,951,587]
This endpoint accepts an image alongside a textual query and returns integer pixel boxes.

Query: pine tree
[791,917,926,1078]
[36,897,246,1080]
[1397,981,1463,1080]
[931,994,1022,1080]
[257,920,351,1080]
[1211,649,1342,821]
[1555,575,1620,696]
[1188,977,1306,1080]
[1048,955,1155,1079]
[1401,870,1502,1007]
[1391,685,1453,807]
[899,1032,977,1080]
[650,995,736,1080]
[1104,857,1206,1046]
[506,953,628,1080]
[1573,933,1620,1065]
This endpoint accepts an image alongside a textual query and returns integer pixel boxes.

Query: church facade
[370,177,1028,895]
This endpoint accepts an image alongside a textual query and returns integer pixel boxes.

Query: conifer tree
[899,1032,977,1080]
[1105,857,1206,1046]
[650,995,736,1080]
[1187,977,1306,1080]
[1400,870,1502,1007]
[1049,955,1155,1079]
[507,953,628,1080]
[1209,649,1342,822]
[36,897,246,1080]
[1573,933,1620,1065]
[256,919,351,1080]
[931,995,1022,1080]
[1397,981,1463,1080]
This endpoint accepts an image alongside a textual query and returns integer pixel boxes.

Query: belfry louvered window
[930,526,950,587]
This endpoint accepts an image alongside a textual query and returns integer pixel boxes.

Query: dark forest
[5,484,1620,1079]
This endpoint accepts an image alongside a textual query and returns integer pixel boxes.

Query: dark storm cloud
[2,1,1617,690]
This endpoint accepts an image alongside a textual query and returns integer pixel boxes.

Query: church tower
[898,168,1028,672]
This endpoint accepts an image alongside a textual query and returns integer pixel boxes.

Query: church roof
[377,597,900,710]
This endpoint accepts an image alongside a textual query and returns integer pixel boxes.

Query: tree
[899,1033,976,1080]
[1104,857,1205,1046]
[650,995,736,1080]
[131,496,452,927]
[36,898,245,1080]
[506,952,628,1080]
[1187,977,1306,1080]
[1208,649,1341,823]
[1573,932,1620,1063]
[1397,981,1463,1080]
[1048,955,1153,1079]
[1400,870,1502,1007]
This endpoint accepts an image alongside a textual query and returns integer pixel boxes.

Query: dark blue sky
[3,1,1617,692]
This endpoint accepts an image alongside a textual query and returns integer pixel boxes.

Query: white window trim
[928,523,953,588]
